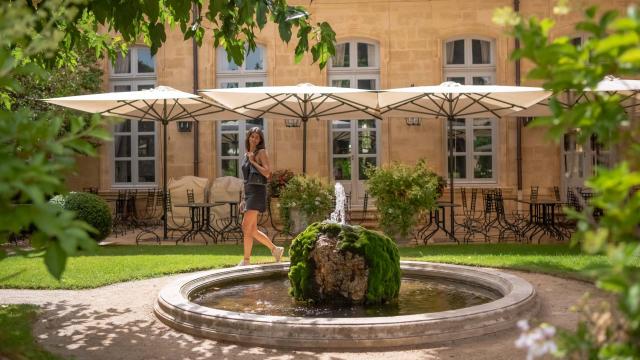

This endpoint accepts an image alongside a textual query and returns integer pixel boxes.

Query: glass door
[329,75,379,206]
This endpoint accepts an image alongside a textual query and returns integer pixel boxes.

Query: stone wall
[72,0,634,203]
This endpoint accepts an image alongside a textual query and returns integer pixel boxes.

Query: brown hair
[245,127,266,152]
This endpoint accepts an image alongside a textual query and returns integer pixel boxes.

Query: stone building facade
[67,0,633,208]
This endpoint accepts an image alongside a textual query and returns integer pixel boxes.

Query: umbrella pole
[163,102,169,241]
[302,117,308,174]
[448,116,456,243]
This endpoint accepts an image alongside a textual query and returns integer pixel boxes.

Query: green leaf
[44,241,67,280]
[594,32,640,55]
[278,22,292,43]
[256,1,268,29]
[619,48,640,64]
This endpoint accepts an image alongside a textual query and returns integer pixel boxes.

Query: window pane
[221,55,240,71]
[333,131,351,154]
[445,40,465,65]
[473,118,492,127]
[114,52,131,73]
[357,43,375,67]
[473,129,492,152]
[448,129,465,152]
[332,43,350,67]
[138,121,155,132]
[221,120,239,131]
[137,84,155,91]
[246,81,264,87]
[332,120,350,129]
[449,156,466,179]
[221,82,239,88]
[451,118,465,127]
[221,134,239,156]
[472,76,491,85]
[114,85,131,92]
[473,155,492,178]
[446,77,465,85]
[137,47,155,73]
[245,47,264,70]
[245,118,264,130]
[115,160,132,183]
[138,135,155,157]
[138,160,155,182]
[359,130,376,154]
[114,135,131,157]
[222,159,239,177]
[357,79,376,90]
[571,37,582,47]
[333,158,351,180]
[359,157,376,180]
[564,134,575,151]
[472,39,491,64]
[332,79,351,88]
[115,119,131,132]
[358,119,376,129]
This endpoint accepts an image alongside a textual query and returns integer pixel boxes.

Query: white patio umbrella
[513,76,640,117]
[44,86,249,241]
[378,81,550,241]
[200,83,380,173]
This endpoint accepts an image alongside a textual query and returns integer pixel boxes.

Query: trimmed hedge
[288,222,401,305]
[63,192,112,241]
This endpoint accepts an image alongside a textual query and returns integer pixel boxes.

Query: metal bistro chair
[134,189,162,244]
[456,188,488,243]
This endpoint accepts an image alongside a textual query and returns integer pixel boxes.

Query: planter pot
[289,208,309,235]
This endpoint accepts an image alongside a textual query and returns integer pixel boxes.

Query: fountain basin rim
[157,261,534,325]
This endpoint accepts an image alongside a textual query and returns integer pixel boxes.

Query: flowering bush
[278,175,333,234]
[268,169,295,197]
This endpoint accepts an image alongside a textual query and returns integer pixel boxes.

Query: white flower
[515,321,557,360]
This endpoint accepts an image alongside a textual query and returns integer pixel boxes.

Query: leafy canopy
[495,3,640,358]
[1,0,335,279]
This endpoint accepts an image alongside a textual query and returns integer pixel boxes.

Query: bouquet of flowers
[268,169,294,198]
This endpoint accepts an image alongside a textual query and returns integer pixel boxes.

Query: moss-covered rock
[288,222,401,305]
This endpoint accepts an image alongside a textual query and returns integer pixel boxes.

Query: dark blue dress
[241,150,267,212]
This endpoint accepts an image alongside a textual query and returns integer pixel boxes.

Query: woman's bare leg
[241,210,259,263]
[243,211,275,250]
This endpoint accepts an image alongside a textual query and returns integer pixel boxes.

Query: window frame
[108,82,159,188]
[110,46,157,79]
[444,118,498,183]
[442,36,498,183]
[215,46,269,178]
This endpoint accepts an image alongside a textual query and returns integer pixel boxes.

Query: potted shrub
[278,175,333,234]
[365,159,443,242]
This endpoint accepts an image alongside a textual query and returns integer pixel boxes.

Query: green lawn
[0,243,623,289]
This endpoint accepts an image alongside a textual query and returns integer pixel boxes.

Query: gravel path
[0,270,606,360]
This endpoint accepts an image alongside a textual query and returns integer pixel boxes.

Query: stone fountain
[155,183,539,349]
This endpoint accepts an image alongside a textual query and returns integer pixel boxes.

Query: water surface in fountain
[191,275,499,317]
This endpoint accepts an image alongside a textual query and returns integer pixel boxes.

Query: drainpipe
[192,3,200,176]
[514,0,523,194]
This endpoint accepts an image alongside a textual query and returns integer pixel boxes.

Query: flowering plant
[268,169,295,197]
[278,175,333,234]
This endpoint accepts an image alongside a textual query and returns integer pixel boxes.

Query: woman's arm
[250,149,271,178]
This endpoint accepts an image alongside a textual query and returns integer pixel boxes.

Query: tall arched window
[328,40,380,203]
[215,45,267,177]
[443,37,497,182]
[109,46,157,186]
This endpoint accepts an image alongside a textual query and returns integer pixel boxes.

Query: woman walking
[238,127,284,266]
